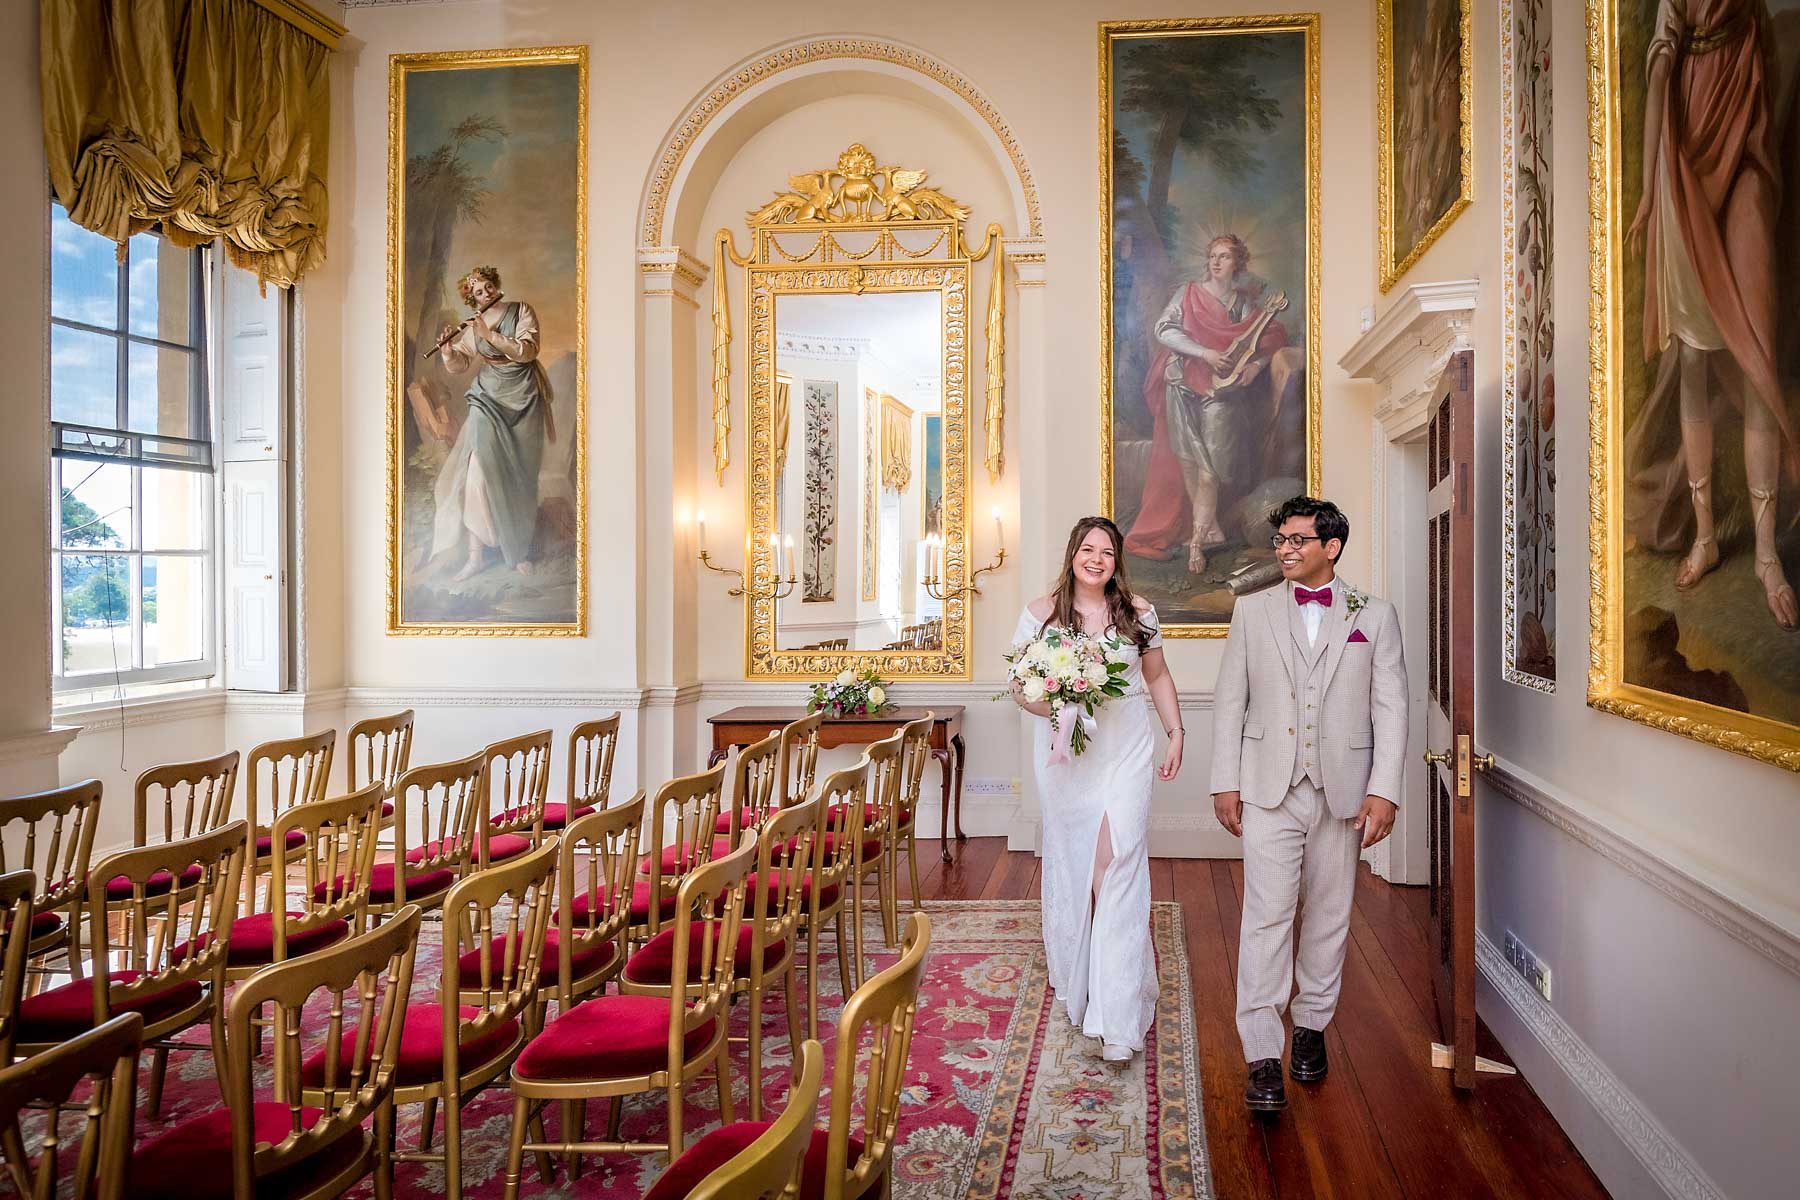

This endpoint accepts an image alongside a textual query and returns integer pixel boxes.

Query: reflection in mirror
[772,291,944,653]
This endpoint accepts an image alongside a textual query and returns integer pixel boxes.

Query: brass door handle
[1423,749,1452,767]
[1472,752,1495,773]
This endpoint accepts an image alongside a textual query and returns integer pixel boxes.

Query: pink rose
[1044,677,1061,693]
[1072,678,1090,693]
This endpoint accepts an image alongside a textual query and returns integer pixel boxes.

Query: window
[51,204,215,700]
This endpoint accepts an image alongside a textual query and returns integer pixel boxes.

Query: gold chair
[14,823,247,1117]
[546,713,620,831]
[481,729,552,869]
[798,762,866,1040]
[221,782,384,984]
[375,751,486,922]
[129,908,424,1200]
[243,730,336,909]
[636,762,729,936]
[0,779,101,961]
[0,1012,142,1200]
[894,713,935,920]
[347,709,415,826]
[499,836,756,1189]
[306,841,557,1200]
[851,730,904,955]
[715,728,782,840]
[641,1038,826,1200]
[777,712,824,807]
[0,871,33,1064]
[118,751,238,903]
[531,799,643,1025]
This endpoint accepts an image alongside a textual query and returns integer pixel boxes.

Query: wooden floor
[898,835,1609,1200]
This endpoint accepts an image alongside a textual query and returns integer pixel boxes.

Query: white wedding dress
[1014,605,1162,1056]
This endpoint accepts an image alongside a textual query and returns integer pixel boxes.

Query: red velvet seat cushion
[130,1101,367,1200]
[381,799,395,818]
[560,880,677,927]
[16,969,204,1041]
[541,801,596,830]
[826,801,911,828]
[713,808,761,835]
[173,910,350,967]
[484,832,533,862]
[102,863,204,900]
[639,839,728,876]
[623,922,785,986]
[743,870,841,910]
[320,862,454,906]
[786,831,884,861]
[643,1124,860,1200]
[455,928,619,990]
[29,909,64,937]
[403,839,468,865]
[514,994,714,1082]
[253,829,309,857]
[300,1003,520,1088]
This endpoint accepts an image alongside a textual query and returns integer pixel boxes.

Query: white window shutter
[219,263,284,463]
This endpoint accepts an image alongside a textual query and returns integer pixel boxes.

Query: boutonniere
[1343,586,1368,618]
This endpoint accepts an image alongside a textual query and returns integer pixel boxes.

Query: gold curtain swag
[40,0,338,290]
[880,394,913,492]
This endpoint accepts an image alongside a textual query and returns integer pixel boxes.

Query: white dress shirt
[1290,575,1338,646]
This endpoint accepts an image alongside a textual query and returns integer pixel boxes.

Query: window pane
[59,554,133,676]
[51,325,120,428]
[128,234,193,344]
[59,461,131,550]
[51,205,118,329]
[142,467,208,550]
[128,343,198,439]
[144,556,205,666]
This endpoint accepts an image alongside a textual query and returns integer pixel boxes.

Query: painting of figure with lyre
[1102,20,1318,632]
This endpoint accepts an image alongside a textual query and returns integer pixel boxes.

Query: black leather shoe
[1244,1058,1287,1112]
[1290,1025,1328,1082]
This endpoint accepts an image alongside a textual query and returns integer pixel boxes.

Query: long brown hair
[1042,517,1151,649]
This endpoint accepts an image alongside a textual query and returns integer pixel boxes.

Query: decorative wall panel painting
[923,414,944,537]
[1378,0,1472,288]
[1501,0,1556,691]
[861,387,878,603]
[1099,17,1321,636]
[387,47,586,635]
[803,380,839,603]
[1587,0,1800,771]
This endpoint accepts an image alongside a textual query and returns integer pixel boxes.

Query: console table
[705,706,966,861]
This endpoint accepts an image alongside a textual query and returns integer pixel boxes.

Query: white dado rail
[1339,279,1477,884]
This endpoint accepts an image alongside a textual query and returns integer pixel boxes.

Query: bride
[1010,516,1184,1060]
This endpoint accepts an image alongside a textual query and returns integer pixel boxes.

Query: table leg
[951,733,967,843]
[935,749,953,863]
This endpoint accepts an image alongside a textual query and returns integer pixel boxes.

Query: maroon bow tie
[1294,586,1333,607]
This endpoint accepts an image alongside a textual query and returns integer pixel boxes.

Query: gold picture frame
[1377,0,1474,290]
[1098,15,1323,638]
[385,46,588,636]
[1584,1,1799,773]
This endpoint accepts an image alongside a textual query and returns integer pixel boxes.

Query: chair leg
[146,1046,169,1118]
[500,1095,530,1200]
[607,1094,625,1141]
[835,909,853,999]
[715,1048,735,1125]
[879,851,898,947]
[746,981,764,1121]
[805,922,820,1042]
[906,827,923,912]
[373,1096,395,1200]
[668,1082,684,1163]
[782,967,803,1071]
[526,1102,555,1184]
[851,883,866,991]
[560,1099,582,1180]
[444,1092,464,1200]
[209,1010,231,1103]
[419,1096,438,1152]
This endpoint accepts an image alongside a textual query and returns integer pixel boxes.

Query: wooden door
[1425,349,1476,1088]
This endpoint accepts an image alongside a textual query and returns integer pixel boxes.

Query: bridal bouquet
[999,628,1131,763]
[807,667,892,718]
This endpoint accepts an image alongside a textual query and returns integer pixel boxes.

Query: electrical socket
[962,777,1018,797]
[1504,929,1552,1002]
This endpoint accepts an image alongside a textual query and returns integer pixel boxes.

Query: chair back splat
[482,729,553,869]
[0,1012,143,1200]
[552,712,621,831]
[776,712,824,807]
[0,779,102,960]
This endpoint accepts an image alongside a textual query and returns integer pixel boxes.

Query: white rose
[835,670,855,687]
[1021,677,1047,703]
[1083,663,1108,687]
[867,686,886,706]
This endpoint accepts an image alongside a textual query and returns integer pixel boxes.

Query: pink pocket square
[1347,628,1370,644]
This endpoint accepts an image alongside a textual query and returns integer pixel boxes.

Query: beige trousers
[1235,778,1361,1063]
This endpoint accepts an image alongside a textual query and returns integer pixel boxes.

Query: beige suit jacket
[1209,579,1408,820]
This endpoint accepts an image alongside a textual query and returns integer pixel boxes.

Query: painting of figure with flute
[389,48,586,633]
[1101,19,1319,633]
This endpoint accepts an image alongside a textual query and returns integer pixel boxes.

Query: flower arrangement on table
[999,627,1131,762]
[807,667,893,718]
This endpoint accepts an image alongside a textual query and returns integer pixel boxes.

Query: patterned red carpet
[94,900,1209,1198]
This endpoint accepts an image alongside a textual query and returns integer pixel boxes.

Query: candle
[783,535,795,580]
[696,510,707,554]
[992,506,1004,552]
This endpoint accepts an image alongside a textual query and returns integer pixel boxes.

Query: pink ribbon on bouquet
[1045,708,1098,766]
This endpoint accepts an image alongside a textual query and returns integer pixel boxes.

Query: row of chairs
[0,708,938,1199]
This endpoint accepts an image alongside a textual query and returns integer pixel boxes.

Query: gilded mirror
[713,143,1005,679]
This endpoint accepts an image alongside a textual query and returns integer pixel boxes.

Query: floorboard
[921,840,1608,1199]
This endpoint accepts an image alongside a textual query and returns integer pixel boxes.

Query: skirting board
[1476,930,1724,1200]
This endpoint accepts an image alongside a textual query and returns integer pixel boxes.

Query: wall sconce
[696,510,798,599]
[923,507,1008,600]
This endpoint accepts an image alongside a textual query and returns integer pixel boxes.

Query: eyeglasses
[1270,533,1324,549]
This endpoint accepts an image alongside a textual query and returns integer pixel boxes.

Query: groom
[1210,496,1408,1113]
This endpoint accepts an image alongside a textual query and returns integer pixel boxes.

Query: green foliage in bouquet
[807,666,894,718]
